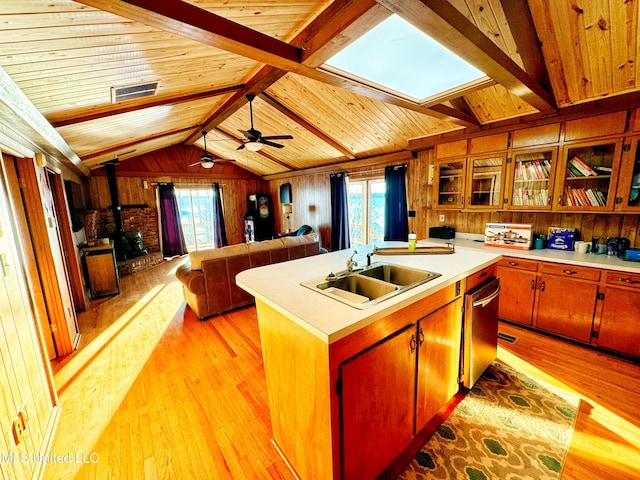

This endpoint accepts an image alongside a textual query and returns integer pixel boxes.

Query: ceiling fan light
[201,161,215,169]
[246,141,262,152]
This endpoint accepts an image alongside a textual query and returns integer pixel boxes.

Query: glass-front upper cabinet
[434,158,465,209]
[466,154,505,208]
[615,136,640,212]
[505,148,558,210]
[554,139,623,211]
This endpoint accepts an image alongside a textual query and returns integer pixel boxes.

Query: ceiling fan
[237,94,293,151]
[190,131,235,169]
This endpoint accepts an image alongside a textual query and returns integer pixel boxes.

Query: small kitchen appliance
[606,237,630,257]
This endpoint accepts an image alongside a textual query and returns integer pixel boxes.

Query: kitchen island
[236,242,502,479]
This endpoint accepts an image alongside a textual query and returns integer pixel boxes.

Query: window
[176,187,219,251]
[348,179,386,246]
[323,15,485,102]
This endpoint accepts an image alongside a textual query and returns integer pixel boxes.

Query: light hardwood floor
[46,258,640,479]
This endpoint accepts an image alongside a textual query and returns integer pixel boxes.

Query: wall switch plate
[439,214,445,222]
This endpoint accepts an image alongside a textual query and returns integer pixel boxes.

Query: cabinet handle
[541,281,546,292]
[530,279,535,290]
[410,334,417,354]
[561,269,578,275]
[618,277,640,285]
[508,261,519,267]
[419,327,425,346]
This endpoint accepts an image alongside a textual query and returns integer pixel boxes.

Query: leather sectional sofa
[176,233,321,319]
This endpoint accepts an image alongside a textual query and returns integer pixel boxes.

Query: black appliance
[606,237,631,257]
[429,226,456,239]
[243,193,275,242]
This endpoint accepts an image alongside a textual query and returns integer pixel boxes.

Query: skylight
[324,15,485,102]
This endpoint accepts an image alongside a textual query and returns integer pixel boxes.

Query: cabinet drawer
[542,262,600,282]
[605,271,640,289]
[466,265,496,292]
[498,257,538,272]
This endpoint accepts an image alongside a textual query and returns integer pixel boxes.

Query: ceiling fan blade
[188,161,202,167]
[261,135,293,141]
[261,140,285,148]
[236,143,246,150]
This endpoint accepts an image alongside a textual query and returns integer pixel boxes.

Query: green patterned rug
[399,361,580,480]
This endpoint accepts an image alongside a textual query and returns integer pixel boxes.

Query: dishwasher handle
[472,284,501,308]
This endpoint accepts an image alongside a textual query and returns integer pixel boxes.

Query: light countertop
[236,241,501,344]
[429,234,640,274]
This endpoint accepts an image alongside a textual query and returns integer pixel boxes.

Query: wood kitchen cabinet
[496,258,538,326]
[497,257,640,357]
[554,138,623,211]
[433,154,506,210]
[504,147,558,210]
[415,299,462,432]
[434,157,466,209]
[614,135,640,212]
[340,297,463,479]
[596,271,640,357]
[340,325,416,480]
[535,263,599,343]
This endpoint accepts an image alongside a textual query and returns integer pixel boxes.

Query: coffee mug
[575,241,589,254]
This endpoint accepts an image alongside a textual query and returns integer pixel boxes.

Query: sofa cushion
[189,243,249,270]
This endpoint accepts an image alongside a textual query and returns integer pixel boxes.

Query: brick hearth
[117,251,164,276]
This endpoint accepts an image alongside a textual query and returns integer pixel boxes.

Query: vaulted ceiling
[0,1,638,177]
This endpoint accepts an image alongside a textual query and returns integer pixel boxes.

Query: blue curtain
[212,182,228,248]
[384,165,409,241]
[158,183,188,257]
[330,173,350,251]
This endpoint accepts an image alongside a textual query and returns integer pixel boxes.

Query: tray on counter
[373,245,454,255]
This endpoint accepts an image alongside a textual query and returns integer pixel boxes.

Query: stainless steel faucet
[346,249,358,271]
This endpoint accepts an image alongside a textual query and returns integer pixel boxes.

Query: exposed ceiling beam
[259,92,356,160]
[0,66,88,175]
[50,84,244,128]
[499,0,551,92]
[298,1,391,68]
[376,0,557,114]
[76,0,478,126]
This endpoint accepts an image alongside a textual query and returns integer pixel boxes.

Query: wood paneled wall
[87,145,265,246]
[87,143,640,253]
[266,148,640,250]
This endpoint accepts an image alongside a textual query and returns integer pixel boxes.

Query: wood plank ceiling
[0,0,638,177]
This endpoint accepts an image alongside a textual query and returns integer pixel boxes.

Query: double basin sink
[301,261,441,309]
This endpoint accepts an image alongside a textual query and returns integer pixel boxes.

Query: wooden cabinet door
[340,324,416,480]
[554,139,623,211]
[505,147,558,210]
[434,157,466,209]
[535,275,597,343]
[465,154,506,209]
[597,287,640,357]
[614,136,640,212]
[496,266,537,325]
[415,299,462,433]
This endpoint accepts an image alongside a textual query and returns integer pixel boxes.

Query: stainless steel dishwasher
[463,276,501,388]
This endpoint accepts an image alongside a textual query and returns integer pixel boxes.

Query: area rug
[399,361,580,480]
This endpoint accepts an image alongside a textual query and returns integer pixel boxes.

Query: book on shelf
[565,186,607,207]
[569,156,597,176]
